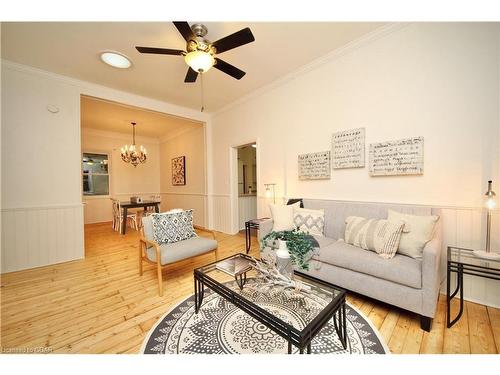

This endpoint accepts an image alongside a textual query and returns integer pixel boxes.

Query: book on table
[215,256,253,276]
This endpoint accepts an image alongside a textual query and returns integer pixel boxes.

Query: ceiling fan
[135,22,255,83]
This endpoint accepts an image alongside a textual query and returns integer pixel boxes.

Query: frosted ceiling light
[100,51,132,69]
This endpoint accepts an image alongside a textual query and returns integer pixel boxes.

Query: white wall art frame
[369,136,424,176]
[298,151,331,180]
[332,128,365,169]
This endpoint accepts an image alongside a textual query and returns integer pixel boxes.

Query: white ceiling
[81,95,202,139]
[1,22,385,112]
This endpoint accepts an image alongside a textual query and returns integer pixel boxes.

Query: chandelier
[120,122,147,167]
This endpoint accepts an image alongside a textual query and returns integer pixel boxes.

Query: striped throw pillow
[345,216,405,259]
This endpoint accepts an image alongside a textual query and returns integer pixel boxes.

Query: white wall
[81,128,161,224]
[209,23,500,307]
[1,60,209,273]
[1,63,84,272]
[159,126,207,227]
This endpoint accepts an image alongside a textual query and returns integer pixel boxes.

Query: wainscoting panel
[83,193,160,224]
[211,195,231,233]
[238,196,257,230]
[160,193,207,228]
[1,204,84,273]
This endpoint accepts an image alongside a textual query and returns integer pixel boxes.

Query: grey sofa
[259,199,443,331]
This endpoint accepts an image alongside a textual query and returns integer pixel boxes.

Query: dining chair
[110,198,139,232]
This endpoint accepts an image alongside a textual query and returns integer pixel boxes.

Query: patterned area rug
[141,279,389,354]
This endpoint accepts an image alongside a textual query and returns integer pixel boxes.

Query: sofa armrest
[421,221,443,317]
[258,219,274,242]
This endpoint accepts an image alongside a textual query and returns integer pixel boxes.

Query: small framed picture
[172,156,186,186]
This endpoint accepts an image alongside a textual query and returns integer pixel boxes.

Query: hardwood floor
[1,222,498,354]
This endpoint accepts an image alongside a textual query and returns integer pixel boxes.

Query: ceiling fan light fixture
[184,50,214,73]
[100,51,132,69]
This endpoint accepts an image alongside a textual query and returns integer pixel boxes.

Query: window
[82,153,109,196]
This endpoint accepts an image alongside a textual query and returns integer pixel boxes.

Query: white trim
[81,127,160,144]
[213,23,408,117]
[439,292,500,310]
[160,192,207,197]
[296,197,496,212]
[159,126,203,144]
[1,59,211,121]
[1,203,83,212]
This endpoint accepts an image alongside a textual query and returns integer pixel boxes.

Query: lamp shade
[184,51,215,73]
[485,180,496,210]
[265,187,272,198]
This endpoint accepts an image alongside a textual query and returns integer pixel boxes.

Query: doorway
[233,143,258,233]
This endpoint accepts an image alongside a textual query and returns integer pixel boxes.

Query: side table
[446,246,500,328]
[245,218,270,254]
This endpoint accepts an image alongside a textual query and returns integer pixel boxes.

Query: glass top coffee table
[193,253,347,354]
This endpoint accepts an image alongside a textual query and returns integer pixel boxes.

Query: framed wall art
[172,156,186,185]
[332,128,365,169]
[298,151,331,180]
[369,137,424,176]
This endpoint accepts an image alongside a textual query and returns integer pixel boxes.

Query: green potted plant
[261,229,315,271]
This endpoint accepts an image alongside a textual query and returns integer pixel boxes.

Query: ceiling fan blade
[214,58,246,80]
[184,67,198,83]
[135,46,184,55]
[173,21,196,42]
[212,27,255,54]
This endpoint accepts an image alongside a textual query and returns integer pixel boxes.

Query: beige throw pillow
[269,203,295,231]
[387,210,440,259]
[345,216,405,259]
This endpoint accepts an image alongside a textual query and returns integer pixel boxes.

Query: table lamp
[264,183,276,204]
[473,180,500,260]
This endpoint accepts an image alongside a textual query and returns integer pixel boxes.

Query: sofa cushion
[315,240,422,289]
[269,203,296,231]
[388,210,440,259]
[294,207,325,236]
[345,216,404,259]
[146,237,217,265]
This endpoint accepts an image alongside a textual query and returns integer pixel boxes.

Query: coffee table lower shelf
[193,258,347,354]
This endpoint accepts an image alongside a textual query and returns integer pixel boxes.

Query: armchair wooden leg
[214,247,219,262]
[157,261,163,297]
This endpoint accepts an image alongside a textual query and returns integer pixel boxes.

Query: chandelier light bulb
[121,122,147,167]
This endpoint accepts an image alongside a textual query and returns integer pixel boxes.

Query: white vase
[276,240,294,279]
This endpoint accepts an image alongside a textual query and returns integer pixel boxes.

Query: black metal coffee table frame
[194,253,347,354]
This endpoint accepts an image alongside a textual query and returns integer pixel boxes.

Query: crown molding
[81,127,160,144]
[213,22,409,118]
[1,59,211,122]
[159,126,200,143]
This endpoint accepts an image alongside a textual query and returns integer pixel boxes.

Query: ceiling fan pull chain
[200,73,205,112]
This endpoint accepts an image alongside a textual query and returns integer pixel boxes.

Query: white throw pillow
[387,210,440,259]
[293,207,325,236]
[269,204,295,232]
[345,216,405,259]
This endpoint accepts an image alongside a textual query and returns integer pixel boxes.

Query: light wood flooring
[1,222,499,354]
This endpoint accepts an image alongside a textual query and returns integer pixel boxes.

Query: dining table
[120,200,160,234]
